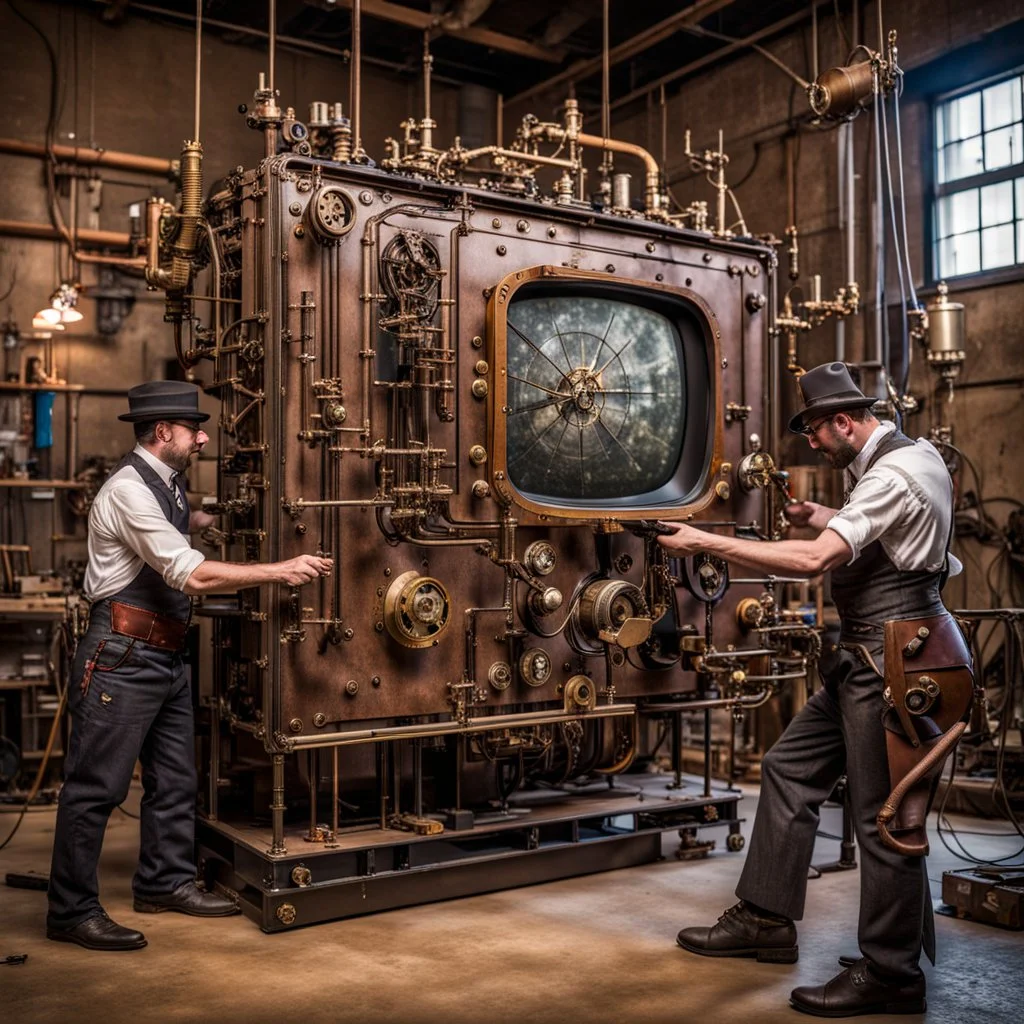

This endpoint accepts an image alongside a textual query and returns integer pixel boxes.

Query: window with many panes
[933,69,1024,280]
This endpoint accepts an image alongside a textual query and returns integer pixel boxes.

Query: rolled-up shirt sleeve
[105,479,206,591]
[824,469,912,565]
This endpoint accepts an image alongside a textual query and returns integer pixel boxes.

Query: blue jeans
[47,602,197,928]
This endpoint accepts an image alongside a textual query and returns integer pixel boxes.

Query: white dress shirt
[83,445,206,601]
[825,421,962,576]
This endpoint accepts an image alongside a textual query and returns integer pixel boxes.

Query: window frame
[929,64,1024,288]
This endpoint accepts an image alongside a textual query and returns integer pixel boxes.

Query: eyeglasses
[168,421,203,436]
[798,414,834,437]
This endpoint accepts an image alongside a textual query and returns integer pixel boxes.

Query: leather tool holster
[877,614,978,857]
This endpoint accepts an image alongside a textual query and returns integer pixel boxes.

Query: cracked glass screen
[505,295,685,501]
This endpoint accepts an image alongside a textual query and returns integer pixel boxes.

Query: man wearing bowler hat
[658,362,965,1016]
[47,381,333,951]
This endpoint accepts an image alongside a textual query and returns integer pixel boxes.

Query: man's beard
[818,426,858,470]
[165,440,194,473]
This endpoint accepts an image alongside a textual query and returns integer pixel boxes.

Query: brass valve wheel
[382,570,451,648]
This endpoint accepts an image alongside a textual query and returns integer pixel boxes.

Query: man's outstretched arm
[657,519,851,577]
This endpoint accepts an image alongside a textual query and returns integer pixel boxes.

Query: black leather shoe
[676,900,798,964]
[47,912,147,951]
[791,964,926,1017]
[133,881,239,917]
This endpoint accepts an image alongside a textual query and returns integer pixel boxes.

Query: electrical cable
[877,85,910,403]
[0,689,66,852]
[935,616,1024,865]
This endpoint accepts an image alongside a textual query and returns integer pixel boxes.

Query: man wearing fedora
[659,362,962,1017]
[46,381,333,951]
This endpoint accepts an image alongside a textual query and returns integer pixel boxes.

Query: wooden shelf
[0,479,80,489]
[0,381,129,396]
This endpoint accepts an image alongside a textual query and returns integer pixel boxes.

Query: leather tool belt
[110,600,189,651]
[877,613,980,857]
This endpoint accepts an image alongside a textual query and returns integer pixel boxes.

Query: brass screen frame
[485,265,724,522]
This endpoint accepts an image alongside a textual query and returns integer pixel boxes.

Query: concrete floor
[2,780,1022,1024]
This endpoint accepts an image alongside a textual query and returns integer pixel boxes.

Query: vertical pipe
[351,0,362,158]
[702,708,712,798]
[659,85,667,169]
[811,1,819,85]
[496,93,503,148]
[422,31,431,123]
[270,753,286,854]
[601,0,610,171]
[307,749,318,839]
[670,711,683,789]
[413,739,423,818]
[268,0,276,100]
[331,745,339,837]
[601,0,610,139]
[378,742,388,828]
[194,0,203,141]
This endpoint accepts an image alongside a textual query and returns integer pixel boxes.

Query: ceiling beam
[508,0,741,106]
[332,0,565,63]
[610,2,827,112]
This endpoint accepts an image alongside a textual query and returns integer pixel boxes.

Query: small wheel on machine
[726,831,746,852]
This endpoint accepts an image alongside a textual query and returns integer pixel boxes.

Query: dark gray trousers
[735,649,931,982]
[47,608,197,929]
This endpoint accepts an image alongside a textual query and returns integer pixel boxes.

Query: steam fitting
[169,140,203,291]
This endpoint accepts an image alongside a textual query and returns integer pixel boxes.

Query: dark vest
[95,450,193,624]
[831,430,950,644]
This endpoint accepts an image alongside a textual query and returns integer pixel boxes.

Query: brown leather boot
[676,900,798,963]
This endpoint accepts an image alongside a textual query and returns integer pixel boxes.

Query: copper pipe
[0,137,176,178]
[577,132,662,214]
[0,218,131,248]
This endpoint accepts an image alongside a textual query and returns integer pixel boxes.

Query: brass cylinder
[169,140,203,290]
[812,61,874,119]
[926,282,966,356]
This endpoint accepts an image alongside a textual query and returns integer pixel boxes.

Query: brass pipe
[0,137,177,178]
[351,0,362,159]
[169,141,203,290]
[577,132,662,215]
[284,704,638,750]
[270,753,286,854]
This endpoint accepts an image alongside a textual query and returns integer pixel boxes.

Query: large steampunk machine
[138,5,890,932]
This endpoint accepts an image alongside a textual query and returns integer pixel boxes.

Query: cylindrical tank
[612,173,632,211]
[926,281,966,357]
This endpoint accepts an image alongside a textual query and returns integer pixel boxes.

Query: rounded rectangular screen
[495,275,715,514]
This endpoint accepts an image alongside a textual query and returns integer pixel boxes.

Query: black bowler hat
[118,380,210,423]
[787,362,877,434]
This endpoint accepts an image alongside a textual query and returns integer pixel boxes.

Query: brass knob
[469,445,487,466]
[471,379,489,399]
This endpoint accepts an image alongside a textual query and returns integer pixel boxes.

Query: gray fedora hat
[118,380,210,423]
[787,362,877,433]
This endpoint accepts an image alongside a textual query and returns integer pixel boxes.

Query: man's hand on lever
[654,521,710,557]
[278,554,333,586]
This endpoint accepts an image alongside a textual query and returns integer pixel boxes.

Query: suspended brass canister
[925,282,966,384]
